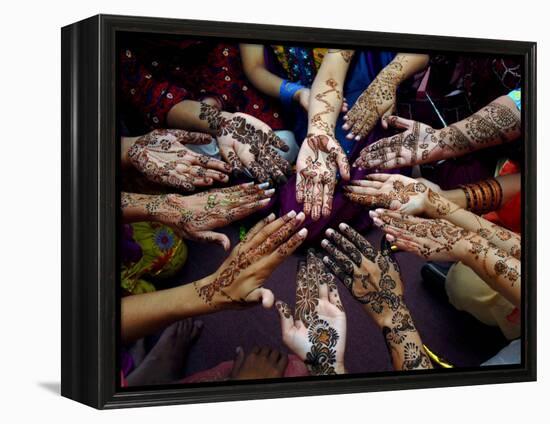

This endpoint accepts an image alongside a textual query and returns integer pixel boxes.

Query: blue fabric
[507,89,521,111]
[279,80,305,108]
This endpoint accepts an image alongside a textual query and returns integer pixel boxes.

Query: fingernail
[264,188,276,196]
[386,234,395,242]
[235,346,243,354]
[257,182,270,189]
[243,181,254,187]
[325,228,334,236]
[375,208,385,214]
[373,217,384,226]
[259,198,270,205]
[267,212,276,221]
[321,239,328,247]
[298,228,308,236]
[287,210,297,218]
[296,211,305,221]
[339,223,348,231]
[369,210,377,218]
[355,135,361,141]
[323,256,330,263]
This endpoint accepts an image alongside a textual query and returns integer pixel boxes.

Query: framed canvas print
[61,14,536,409]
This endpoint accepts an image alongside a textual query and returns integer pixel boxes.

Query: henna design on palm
[199,103,290,184]
[127,129,231,190]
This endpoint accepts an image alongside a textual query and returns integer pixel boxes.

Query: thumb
[380,103,397,129]
[336,151,351,181]
[193,230,231,251]
[275,300,294,334]
[383,115,414,130]
[246,287,275,308]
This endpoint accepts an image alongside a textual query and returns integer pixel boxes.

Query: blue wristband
[279,80,304,108]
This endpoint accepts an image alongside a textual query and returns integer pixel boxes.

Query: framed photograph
[61,14,536,409]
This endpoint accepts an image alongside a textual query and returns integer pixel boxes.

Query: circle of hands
[125,99,476,375]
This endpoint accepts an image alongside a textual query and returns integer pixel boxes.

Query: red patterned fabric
[120,40,284,131]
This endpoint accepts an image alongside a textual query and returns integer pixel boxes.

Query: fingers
[306,250,321,303]
[189,154,232,174]
[310,180,323,221]
[273,228,308,258]
[343,192,378,207]
[365,173,393,183]
[245,287,275,309]
[229,198,271,222]
[184,165,228,183]
[232,189,275,207]
[383,115,414,131]
[322,255,351,288]
[325,228,363,266]
[254,212,306,256]
[220,146,245,173]
[296,173,306,204]
[161,171,196,191]
[321,182,335,219]
[327,274,344,310]
[247,210,303,251]
[176,130,212,145]
[241,213,276,244]
[338,222,376,261]
[275,300,295,335]
[320,239,356,275]
[192,230,231,251]
[230,346,246,378]
[246,161,271,184]
[310,252,331,302]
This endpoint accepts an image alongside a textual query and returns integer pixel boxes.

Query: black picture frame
[61,14,537,409]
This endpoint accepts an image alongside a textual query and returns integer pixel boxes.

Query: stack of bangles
[459,178,503,214]
[279,79,306,108]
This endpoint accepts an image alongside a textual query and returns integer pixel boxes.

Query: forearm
[307,50,352,136]
[382,53,429,85]
[372,306,432,371]
[166,100,232,135]
[240,44,286,99]
[425,190,520,258]
[456,235,521,307]
[121,276,215,344]
[436,95,520,159]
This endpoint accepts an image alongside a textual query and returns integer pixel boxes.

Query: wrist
[368,303,409,329]
[452,233,483,262]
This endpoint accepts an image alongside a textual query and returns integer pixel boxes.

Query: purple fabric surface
[155,220,508,377]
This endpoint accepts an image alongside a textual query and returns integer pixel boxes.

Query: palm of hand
[217,113,290,183]
[296,134,345,219]
[129,129,220,190]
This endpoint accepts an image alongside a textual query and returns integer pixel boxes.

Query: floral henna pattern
[304,318,340,375]
[199,103,290,183]
[401,342,432,370]
[128,129,228,190]
[355,99,520,169]
[344,56,405,139]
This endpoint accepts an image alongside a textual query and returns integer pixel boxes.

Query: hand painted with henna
[124,129,232,191]
[354,116,445,170]
[344,173,453,217]
[320,223,432,371]
[371,210,471,261]
[199,103,291,184]
[320,223,404,321]
[296,134,350,220]
[275,250,346,375]
[195,211,308,309]
[121,182,274,250]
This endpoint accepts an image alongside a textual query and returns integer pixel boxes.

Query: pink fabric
[180,354,309,383]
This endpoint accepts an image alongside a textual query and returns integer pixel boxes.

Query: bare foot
[230,346,288,380]
[126,318,202,386]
